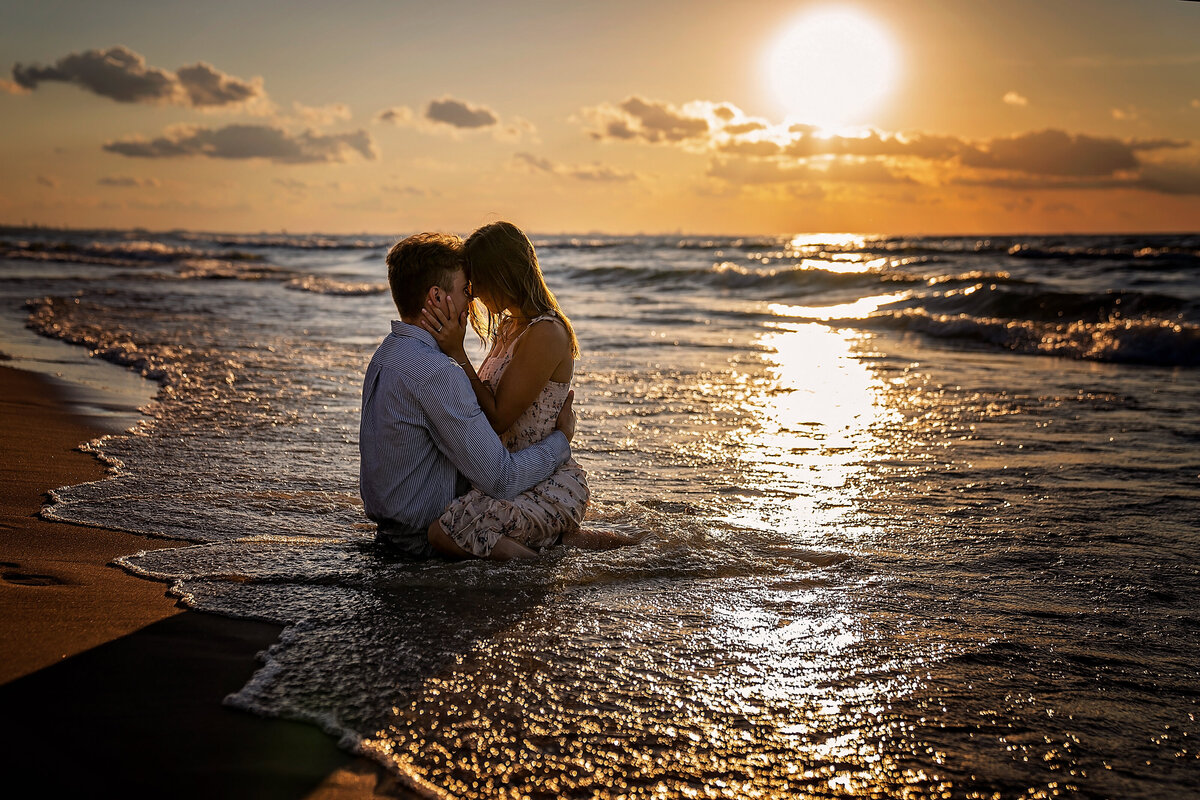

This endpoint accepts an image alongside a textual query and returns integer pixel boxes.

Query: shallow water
[3,228,1199,798]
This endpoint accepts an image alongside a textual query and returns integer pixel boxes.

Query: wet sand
[0,364,414,799]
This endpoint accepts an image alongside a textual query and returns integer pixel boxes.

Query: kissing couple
[359,222,622,560]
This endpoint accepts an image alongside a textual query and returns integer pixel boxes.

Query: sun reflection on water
[721,320,899,541]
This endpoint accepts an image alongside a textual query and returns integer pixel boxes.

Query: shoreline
[0,364,411,799]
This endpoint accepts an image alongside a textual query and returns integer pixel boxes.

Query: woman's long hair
[464,221,579,357]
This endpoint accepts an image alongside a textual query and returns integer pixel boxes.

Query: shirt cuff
[546,429,571,466]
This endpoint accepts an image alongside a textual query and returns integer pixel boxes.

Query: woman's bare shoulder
[515,315,569,354]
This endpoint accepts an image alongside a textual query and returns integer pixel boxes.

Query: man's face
[439,268,473,311]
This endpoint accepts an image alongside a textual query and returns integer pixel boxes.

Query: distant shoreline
[3,222,1197,239]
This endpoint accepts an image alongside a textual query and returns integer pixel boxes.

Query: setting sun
[763,6,900,129]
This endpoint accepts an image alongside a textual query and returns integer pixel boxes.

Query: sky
[2,0,1198,235]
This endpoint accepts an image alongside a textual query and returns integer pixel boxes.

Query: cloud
[175,62,261,107]
[707,157,914,186]
[98,175,161,187]
[11,45,264,109]
[954,161,1200,196]
[381,183,438,197]
[426,96,498,129]
[291,102,351,125]
[103,123,376,163]
[375,97,534,141]
[1134,162,1200,196]
[960,129,1185,176]
[585,96,710,143]
[0,78,30,95]
[376,106,414,125]
[37,175,60,188]
[512,152,638,182]
[1003,91,1029,107]
[1111,107,1137,121]
[578,93,1200,197]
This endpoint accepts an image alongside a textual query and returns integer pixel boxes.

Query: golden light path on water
[719,312,904,544]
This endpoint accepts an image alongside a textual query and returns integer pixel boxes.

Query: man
[359,232,575,559]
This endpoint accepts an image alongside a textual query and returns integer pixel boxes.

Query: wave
[285,275,387,295]
[1007,242,1200,267]
[2,238,264,264]
[180,233,389,250]
[916,283,1195,323]
[854,308,1200,367]
[562,261,1022,298]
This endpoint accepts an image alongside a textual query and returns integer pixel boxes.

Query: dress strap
[508,311,560,347]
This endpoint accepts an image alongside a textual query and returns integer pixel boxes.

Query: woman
[419,221,591,560]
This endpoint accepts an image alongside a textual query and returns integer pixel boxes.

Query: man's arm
[415,360,571,500]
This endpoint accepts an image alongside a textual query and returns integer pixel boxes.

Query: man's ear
[427,285,442,304]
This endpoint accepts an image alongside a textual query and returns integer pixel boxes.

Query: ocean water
[2,227,1199,798]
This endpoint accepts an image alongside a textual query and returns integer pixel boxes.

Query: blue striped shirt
[359,320,570,555]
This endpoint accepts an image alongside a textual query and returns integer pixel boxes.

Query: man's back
[359,320,569,555]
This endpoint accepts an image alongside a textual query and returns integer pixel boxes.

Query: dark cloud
[960,129,1185,177]
[175,62,260,107]
[707,157,913,185]
[718,139,784,157]
[586,96,710,143]
[11,45,263,108]
[425,97,498,129]
[781,130,965,160]
[619,97,708,141]
[512,152,637,182]
[376,106,413,125]
[98,175,161,187]
[1135,162,1200,195]
[724,121,767,135]
[954,161,1200,196]
[513,152,556,173]
[712,105,737,121]
[103,124,376,163]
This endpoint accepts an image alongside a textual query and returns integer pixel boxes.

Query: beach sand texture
[0,365,411,799]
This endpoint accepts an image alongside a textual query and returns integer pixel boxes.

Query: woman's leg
[562,528,638,550]
[428,520,472,558]
[428,520,537,560]
[487,536,538,561]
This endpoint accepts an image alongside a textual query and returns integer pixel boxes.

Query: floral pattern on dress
[439,313,590,557]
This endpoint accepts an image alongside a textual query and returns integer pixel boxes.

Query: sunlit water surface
[2,229,1198,798]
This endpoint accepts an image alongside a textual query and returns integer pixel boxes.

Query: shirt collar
[390,319,438,349]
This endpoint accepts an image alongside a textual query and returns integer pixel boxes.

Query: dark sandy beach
[0,364,412,799]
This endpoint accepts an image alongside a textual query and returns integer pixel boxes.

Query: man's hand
[555,390,576,442]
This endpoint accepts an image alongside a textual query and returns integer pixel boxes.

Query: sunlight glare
[722,323,898,538]
[763,7,900,128]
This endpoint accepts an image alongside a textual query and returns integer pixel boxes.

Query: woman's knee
[428,520,470,558]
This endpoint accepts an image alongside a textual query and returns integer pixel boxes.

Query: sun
[763,6,900,129]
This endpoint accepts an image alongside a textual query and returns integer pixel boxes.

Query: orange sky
[2,0,1198,234]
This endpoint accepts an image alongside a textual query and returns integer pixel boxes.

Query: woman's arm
[420,299,568,433]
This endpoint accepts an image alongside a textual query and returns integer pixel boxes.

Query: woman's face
[475,285,507,315]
